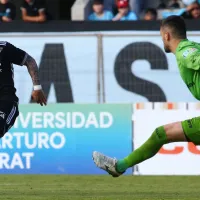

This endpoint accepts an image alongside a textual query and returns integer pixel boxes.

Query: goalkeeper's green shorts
[182,116,200,145]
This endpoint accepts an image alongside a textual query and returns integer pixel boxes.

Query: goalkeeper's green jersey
[176,39,200,100]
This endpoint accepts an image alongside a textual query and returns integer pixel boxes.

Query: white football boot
[92,151,124,177]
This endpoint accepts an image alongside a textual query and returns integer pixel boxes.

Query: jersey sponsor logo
[0,111,5,119]
[183,48,197,58]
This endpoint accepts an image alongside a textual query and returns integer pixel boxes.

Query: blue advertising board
[0,104,132,174]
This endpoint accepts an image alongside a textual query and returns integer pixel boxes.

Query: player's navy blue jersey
[0,41,26,103]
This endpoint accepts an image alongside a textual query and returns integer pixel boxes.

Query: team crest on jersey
[0,111,5,119]
[183,48,197,58]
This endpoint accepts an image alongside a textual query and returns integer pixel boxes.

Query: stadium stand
[88,0,113,21]
[21,0,47,23]
[72,0,189,20]
[1,0,200,21]
[0,0,16,22]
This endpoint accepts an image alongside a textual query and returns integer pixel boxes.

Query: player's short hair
[161,15,186,39]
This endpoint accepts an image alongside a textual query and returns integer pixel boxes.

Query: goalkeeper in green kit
[92,15,200,177]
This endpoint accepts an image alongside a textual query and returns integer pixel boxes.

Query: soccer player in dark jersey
[0,41,46,138]
[92,15,200,177]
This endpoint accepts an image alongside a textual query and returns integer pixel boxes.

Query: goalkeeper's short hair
[161,15,187,40]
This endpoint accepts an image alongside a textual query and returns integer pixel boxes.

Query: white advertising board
[134,110,200,175]
[1,31,200,103]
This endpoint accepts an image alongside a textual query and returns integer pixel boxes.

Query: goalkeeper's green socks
[116,126,168,173]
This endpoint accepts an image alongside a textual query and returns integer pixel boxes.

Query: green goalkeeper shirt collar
[175,39,189,55]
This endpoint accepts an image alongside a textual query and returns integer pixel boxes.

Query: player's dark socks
[116,126,168,173]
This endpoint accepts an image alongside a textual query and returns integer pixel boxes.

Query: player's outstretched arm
[24,54,47,106]
[24,54,40,86]
[2,42,46,105]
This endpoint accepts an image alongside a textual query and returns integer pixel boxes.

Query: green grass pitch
[0,175,199,200]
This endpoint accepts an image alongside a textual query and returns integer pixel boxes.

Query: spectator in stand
[0,0,16,22]
[158,0,185,9]
[159,0,189,19]
[113,0,137,21]
[181,1,200,19]
[168,0,185,8]
[144,8,157,20]
[182,0,196,6]
[21,0,46,23]
[88,0,113,21]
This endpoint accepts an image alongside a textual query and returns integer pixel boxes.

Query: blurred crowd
[88,0,200,21]
[0,0,47,22]
[1,0,200,22]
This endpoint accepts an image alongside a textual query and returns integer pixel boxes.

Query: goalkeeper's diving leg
[92,117,200,177]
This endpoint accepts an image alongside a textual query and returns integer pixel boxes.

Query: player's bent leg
[93,121,188,177]
[0,127,6,138]
[164,121,187,142]
[93,126,168,177]
[0,102,19,139]
[0,115,8,138]
[181,116,200,145]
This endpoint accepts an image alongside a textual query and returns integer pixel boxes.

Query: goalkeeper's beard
[164,44,171,53]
